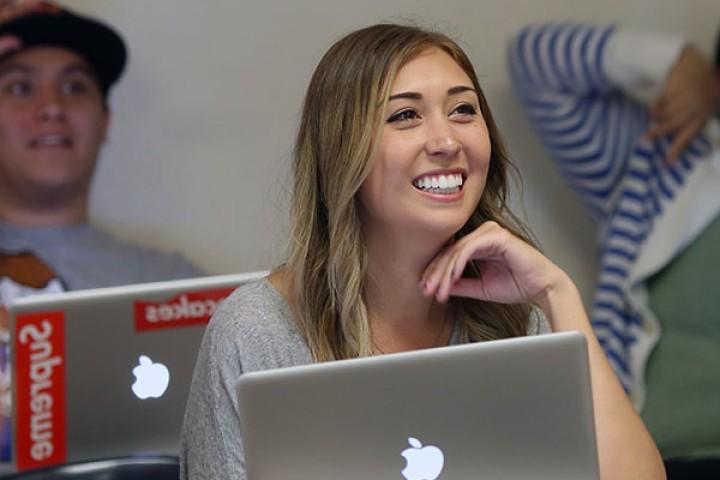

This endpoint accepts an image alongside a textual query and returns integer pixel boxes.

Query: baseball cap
[0,2,127,95]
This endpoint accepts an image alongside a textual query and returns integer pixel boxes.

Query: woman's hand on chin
[419,221,570,307]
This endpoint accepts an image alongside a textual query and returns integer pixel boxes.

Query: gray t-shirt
[0,221,202,292]
[180,279,549,480]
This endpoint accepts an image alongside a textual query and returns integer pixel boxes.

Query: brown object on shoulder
[0,252,57,289]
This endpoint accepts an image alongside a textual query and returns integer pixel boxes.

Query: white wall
[64,0,719,305]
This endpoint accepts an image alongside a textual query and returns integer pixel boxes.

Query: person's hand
[0,34,20,54]
[0,0,57,21]
[0,0,32,57]
[0,0,62,56]
[420,221,566,306]
[646,45,720,164]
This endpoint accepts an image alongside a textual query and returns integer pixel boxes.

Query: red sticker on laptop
[134,287,235,331]
[14,311,67,471]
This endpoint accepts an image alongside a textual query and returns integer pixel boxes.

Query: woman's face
[357,47,491,245]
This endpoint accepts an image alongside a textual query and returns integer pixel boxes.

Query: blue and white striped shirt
[508,23,720,406]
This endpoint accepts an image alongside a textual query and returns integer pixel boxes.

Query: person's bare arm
[646,44,720,164]
[536,277,665,480]
[422,221,666,480]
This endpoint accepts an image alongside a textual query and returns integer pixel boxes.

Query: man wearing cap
[0,0,202,461]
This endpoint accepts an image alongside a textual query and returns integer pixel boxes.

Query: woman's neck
[364,229,453,353]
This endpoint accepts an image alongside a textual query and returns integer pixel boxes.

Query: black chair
[0,456,179,480]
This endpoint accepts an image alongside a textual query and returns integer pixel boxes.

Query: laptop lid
[8,271,267,472]
[238,331,599,480]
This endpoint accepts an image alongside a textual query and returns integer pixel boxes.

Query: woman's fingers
[421,220,566,305]
[446,277,489,301]
[422,222,518,303]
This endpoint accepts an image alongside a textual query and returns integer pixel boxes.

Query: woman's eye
[452,103,477,116]
[387,108,420,123]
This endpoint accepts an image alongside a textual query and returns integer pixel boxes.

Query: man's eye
[388,109,420,123]
[6,81,31,96]
[60,81,89,95]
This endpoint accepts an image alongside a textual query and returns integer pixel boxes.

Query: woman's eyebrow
[388,85,477,102]
[388,91,421,101]
[448,85,476,96]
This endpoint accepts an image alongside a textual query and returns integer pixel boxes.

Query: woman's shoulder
[221,277,287,314]
[204,278,312,371]
[527,307,552,335]
[209,279,295,339]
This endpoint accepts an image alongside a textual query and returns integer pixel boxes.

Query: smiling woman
[285,26,538,361]
[181,23,665,480]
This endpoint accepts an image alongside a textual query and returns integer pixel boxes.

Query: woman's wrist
[532,269,590,332]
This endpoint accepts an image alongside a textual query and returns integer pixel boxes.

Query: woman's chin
[416,217,471,243]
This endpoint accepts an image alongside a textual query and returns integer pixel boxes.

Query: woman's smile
[412,170,466,198]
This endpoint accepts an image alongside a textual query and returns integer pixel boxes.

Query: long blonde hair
[286,24,533,361]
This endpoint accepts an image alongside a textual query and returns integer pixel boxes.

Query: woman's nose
[425,118,460,158]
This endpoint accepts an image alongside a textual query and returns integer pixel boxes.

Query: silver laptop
[238,331,599,480]
[8,271,266,473]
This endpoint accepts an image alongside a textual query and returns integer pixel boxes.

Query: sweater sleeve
[179,298,249,480]
[179,280,312,480]
[507,24,680,223]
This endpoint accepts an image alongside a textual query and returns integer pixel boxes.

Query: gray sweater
[180,279,549,480]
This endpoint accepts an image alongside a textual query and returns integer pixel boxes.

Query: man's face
[0,47,109,207]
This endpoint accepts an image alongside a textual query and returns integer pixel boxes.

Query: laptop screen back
[9,271,266,472]
[238,331,599,480]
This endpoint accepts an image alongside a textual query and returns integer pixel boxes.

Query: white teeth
[413,173,464,193]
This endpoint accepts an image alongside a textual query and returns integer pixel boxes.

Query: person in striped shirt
[509,22,720,477]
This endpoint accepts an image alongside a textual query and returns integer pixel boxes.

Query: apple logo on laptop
[131,355,170,399]
[401,437,445,480]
